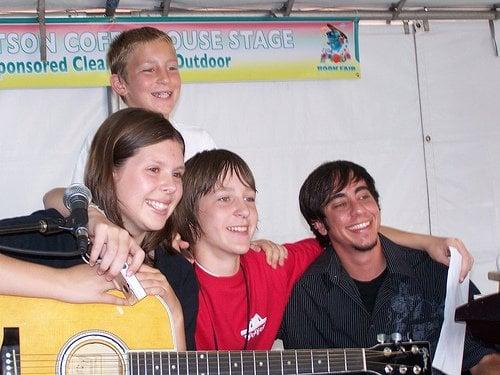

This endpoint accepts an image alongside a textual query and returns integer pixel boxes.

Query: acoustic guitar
[0,295,431,374]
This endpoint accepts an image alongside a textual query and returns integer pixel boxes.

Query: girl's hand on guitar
[57,264,127,305]
[250,239,288,268]
[135,264,187,350]
[87,206,145,281]
[134,264,181,308]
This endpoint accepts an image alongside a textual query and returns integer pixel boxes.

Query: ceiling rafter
[390,0,408,20]
[162,0,172,16]
[0,2,498,20]
[105,0,120,18]
[283,0,295,17]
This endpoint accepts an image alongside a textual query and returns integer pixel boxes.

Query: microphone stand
[0,217,67,236]
[0,216,84,257]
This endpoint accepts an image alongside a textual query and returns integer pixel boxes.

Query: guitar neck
[128,348,370,375]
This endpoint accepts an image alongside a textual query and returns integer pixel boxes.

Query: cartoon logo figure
[320,23,352,64]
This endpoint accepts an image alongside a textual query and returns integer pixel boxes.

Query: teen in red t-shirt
[173,149,322,350]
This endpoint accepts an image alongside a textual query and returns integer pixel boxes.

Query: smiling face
[111,39,181,119]
[314,178,380,254]
[113,139,184,243]
[194,172,258,269]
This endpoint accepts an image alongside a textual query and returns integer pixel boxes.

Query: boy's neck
[194,248,240,276]
[334,242,386,281]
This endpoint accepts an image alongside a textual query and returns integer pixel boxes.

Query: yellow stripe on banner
[0,72,110,88]
[181,60,361,82]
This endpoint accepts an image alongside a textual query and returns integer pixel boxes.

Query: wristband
[88,202,106,217]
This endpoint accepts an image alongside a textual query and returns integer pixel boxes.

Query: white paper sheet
[432,247,470,374]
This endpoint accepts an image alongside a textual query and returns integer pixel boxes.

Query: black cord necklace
[198,262,251,350]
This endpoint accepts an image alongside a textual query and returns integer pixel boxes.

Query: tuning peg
[412,365,422,374]
[399,365,408,374]
[377,333,389,343]
[391,332,402,343]
[411,345,420,354]
[384,364,394,373]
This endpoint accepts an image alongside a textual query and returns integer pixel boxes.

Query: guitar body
[0,294,432,374]
[0,294,175,374]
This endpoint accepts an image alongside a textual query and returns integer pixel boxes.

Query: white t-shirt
[71,120,216,183]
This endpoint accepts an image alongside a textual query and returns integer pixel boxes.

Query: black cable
[0,244,83,257]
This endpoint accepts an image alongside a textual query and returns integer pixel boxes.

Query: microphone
[63,184,92,255]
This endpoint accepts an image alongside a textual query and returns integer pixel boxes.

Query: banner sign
[0,18,360,88]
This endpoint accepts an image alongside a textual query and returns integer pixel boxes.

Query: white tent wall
[0,87,108,215]
[0,20,498,293]
[416,21,500,294]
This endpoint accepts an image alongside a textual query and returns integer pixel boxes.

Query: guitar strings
[12,348,412,358]
[15,361,423,375]
[12,349,417,360]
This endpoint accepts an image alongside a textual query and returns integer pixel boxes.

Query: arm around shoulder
[379,225,473,282]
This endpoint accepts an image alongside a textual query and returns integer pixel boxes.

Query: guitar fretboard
[128,349,367,375]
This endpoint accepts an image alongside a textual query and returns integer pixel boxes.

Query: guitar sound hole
[65,340,124,374]
[57,331,127,375]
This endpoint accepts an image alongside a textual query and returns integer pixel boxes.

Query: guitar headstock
[367,336,431,374]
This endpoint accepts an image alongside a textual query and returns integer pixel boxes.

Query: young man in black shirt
[281,160,499,374]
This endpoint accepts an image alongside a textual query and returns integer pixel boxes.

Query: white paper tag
[432,247,469,375]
